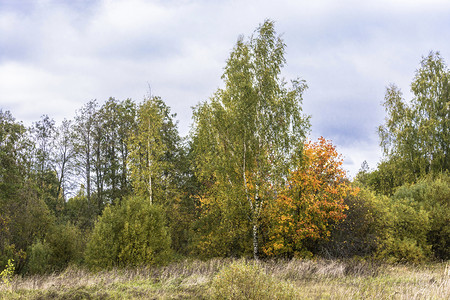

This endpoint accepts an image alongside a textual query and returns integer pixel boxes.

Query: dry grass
[0,259,448,299]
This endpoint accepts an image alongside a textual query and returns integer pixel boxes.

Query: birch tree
[378,51,450,184]
[128,96,179,205]
[192,20,310,259]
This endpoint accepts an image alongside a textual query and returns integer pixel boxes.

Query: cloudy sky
[1,0,450,177]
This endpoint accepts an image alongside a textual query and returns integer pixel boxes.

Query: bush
[0,243,26,275]
[318,189,384,259]
[210,260,298,300]
[370,187,432,263]
[26,223,85,274]
[320,186,434,263]
[85,196,172,270]
[0,259,15,287]
[26,240,50,274]
[46,223,85,270]
[379,237,430,264]
[393,173,450,260]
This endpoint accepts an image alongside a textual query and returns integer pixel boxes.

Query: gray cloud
[1,0,450,177]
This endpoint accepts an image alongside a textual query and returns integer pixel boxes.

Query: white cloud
[1,0,450,176]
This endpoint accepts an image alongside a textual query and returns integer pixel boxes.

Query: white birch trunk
[253,222,258,260]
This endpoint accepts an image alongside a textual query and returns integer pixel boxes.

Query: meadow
[1,259,448,299]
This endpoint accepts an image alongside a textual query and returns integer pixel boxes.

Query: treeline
[1,20,448,275]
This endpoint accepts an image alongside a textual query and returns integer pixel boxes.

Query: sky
[1,0,450,178]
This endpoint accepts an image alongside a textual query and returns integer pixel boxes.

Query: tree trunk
[148,134,153,205]
[253,222,259,260]
[86,148,91,202]
[149,170,153,205]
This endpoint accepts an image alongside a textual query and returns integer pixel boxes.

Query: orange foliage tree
[263,137,358,257]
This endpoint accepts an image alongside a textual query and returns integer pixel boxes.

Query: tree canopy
[1,21,449,274]
[378,52,450,184]
[191,20,310,259]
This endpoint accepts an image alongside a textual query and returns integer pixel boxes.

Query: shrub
[0,243,26,275]
[318,189,384,259]
[26,240,50,274]
[85,196,172,269]
[84,204,123,269]
[388,173,450,260]
[374,189,432,263]
[321,186,434,263]
[26,223,85,274]
[0,259,15,287]
[46,223,85,270]
[379,237,430,264]
[210,260,298,300]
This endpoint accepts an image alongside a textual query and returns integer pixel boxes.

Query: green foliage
[85,97,138,208]
[379,237,430,264]
[0,111,37,272]
[0,243,25,277]
[64,188,96,230]
[190,186,253,258]
[0,181,54,274]
[192,19,310,259]
[118,199,171,265]
[352,188,433,263]
[0,259,15,287]
[210,260,298,300]
[34,170,64,218]
[126,96,187,257]
[85,196,172,270]
[378,52,450,190]
[318,189,384,258]
[321,185,437,263]
[95,98,137,204]
[392,173,450,260]
[354,167,449,262]
[30,116,65,218]
[26,240,50,274]
[355,160,407,196]
[128,96,180,206]
[84,204,122,269]
[376,196,432,263]
[73,100,99,205]
[26,223,85,274]
[0,110,29,196]
[47,223,85,270]
[337,184,433,263]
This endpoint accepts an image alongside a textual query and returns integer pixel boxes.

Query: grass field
[0,258,448,299]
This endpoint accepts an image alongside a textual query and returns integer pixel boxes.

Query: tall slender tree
[116,99,137,201]
[378,52,450,184]
[95,98,137,205]
[73,100,98,212]
[31,115,56,175]
[54,119,76,201]
[192,20,310,259]
[128,96,179,205]
[30,115,62,215]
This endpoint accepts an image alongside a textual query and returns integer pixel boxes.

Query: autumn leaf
[263,137,359,257]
